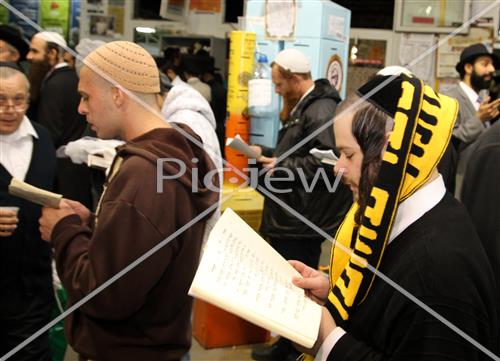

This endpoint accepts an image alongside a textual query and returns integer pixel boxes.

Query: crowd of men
[0,22,499,361]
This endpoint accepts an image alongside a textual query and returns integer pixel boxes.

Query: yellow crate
[221,182,264,231]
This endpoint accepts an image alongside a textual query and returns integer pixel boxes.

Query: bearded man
[442,43,500,195]
[26,31,92,208]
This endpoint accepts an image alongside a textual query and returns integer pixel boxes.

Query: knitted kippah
[85,41,160,93]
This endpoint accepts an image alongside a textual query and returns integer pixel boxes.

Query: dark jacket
[461,120,500,302]
[38,65,92,207]
[207,77,227,157]
[326,193,499,360]
[51,125,219,361]
[257,79,352,240]
[0,122,57,297]
[38,65,87,149]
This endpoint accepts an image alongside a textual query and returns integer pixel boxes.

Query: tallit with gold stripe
[327,74,458,322]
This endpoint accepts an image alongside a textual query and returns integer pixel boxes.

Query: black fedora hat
[455,43,500,73]
[0,25,29,61]
[0,61,25,73]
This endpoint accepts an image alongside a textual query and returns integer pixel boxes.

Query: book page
[87,154,113,170]
[8,178,62,208]
[189,208,321,348]
[226,134,259,158]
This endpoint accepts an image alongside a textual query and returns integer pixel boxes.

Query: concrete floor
[64,338,260,361]
[63,241,333,361]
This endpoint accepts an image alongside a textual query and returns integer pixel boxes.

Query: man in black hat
[182,54,212,102]
[200,56,227,157]
[0,25,29,63]
[442,43,500,195]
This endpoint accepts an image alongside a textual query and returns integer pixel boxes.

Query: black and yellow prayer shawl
[327,74,458,322]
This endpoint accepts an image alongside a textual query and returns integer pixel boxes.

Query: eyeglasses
[0,95,28,113]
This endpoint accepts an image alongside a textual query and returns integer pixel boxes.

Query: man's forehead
[79,66,110,91]
[30,36,46,47]
[474,55,493,64]
[0,74,27,91]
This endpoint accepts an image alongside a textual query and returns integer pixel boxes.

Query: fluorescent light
[136,27,156,34]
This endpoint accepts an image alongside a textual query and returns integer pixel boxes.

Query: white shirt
[459,81,480,111]
[315,175,446,361]
[0,116,38,181]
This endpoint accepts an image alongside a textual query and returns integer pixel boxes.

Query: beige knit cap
[84,41,160,93]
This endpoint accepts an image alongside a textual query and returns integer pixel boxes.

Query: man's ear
[110,86,125,107]
[166,69,176,80]
[464,63,474,76]
[47,48,58,65]
[291,73,301,85]
[11,51,20,63]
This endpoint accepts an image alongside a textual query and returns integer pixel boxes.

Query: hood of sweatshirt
[162,84,216,129]
[115,124,218,213]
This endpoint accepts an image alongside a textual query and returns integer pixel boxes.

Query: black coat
[208,78,227,156]
[38,65,92,207]
[38,65,87,149]
[326,193,499,360]
[461,120,500,302]
[257,79,352,240]
[0,122,57,296]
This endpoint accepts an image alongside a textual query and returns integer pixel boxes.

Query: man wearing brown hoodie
[38,41,218,361]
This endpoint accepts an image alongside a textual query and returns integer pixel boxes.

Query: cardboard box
[192,300,270,349]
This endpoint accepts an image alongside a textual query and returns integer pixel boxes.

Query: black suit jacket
[0,121,57,296]
[38,65,92,207]
[38,65,87,149]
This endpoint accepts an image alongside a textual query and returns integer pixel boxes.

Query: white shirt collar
[459,81,480,111]
[388,174,446,244]
[0,115,38,143]
[291,84,315,115]
[43,62,69,83]
[54,62,69,70]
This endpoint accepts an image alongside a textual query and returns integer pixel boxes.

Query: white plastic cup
[0,206,20,216]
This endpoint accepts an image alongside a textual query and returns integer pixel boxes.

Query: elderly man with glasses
[0,62,57,361]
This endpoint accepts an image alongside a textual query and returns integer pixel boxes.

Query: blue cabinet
[294,0,350,42]
[244,0,351,147]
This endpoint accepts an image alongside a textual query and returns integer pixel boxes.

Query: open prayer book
[189,208,322,348]
[225,134,259,158]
